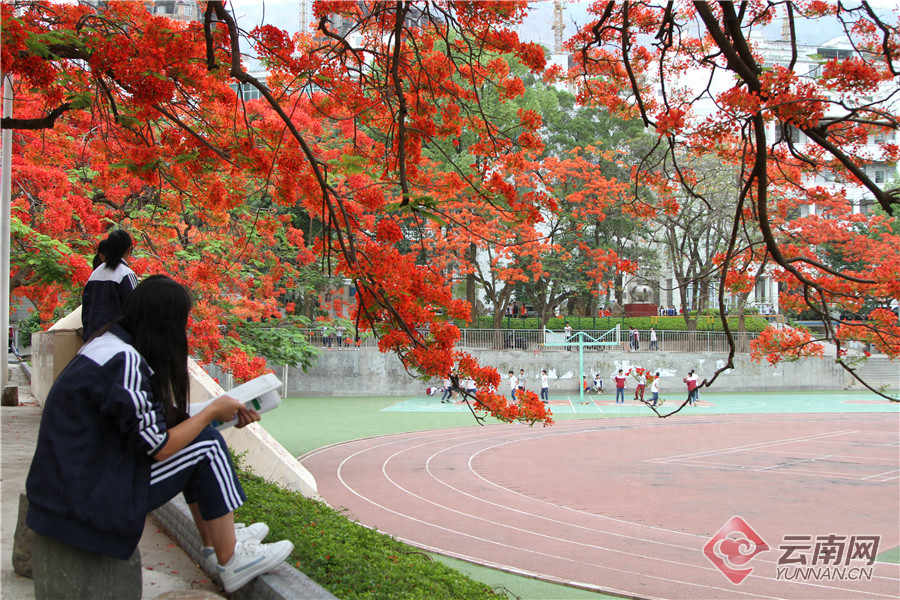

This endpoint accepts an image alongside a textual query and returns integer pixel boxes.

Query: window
[755,280,768,303]
[777,123,802,144]
[153,1,175,15]
[858,198,875,214]
[229,83,263,102]
[875,170,885,183]
[817,48,853,60]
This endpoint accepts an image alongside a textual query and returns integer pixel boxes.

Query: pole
[1,74,13,391]
[578,333,584,402]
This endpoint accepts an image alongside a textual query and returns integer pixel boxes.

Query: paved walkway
[1,360,220,599]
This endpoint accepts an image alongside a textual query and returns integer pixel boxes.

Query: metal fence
[298,328,378,349]
[457,329,759,353]
[297,328,760,353]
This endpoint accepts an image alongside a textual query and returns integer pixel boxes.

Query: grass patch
[877,545,900,565]
[234,464,504,600]
[430,555,622,599]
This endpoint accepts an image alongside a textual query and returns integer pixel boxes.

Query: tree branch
[1,103,72,130]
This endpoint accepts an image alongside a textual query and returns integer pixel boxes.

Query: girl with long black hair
[81,229,139,340]
[27,275,293,595]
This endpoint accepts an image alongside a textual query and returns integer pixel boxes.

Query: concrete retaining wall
[267,347,876,396]
[187,361,320,499]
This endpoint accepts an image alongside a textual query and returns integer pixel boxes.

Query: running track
[299,413,900,599]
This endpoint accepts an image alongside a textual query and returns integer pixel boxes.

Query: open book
[190,373,283,430]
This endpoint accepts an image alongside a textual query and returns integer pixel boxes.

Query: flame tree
[568,1,899,401]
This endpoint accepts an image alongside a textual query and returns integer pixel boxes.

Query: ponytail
[91,239,108,270]
[103,230,133,269]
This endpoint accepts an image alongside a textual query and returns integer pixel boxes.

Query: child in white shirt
[540,370,549,403]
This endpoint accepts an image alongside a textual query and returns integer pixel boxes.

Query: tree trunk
[491,305,506,349]
[614,272,624,305]
[466,243,477,322]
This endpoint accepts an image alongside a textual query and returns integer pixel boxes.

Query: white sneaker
[200,522,271,573]
[217,538,294,593]
[235,522,270,543]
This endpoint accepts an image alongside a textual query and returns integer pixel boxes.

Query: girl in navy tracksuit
[81,229,139,340]
[27,275,292,593]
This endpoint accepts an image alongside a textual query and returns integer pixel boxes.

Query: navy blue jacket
[26,326,169,559]
[81,262,138,340]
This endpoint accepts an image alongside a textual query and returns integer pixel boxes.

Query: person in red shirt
[633,369,646,401]
[683,370,700,405]
[614,369,627,403]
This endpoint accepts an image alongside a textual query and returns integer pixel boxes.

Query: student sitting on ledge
[26,275,293,595]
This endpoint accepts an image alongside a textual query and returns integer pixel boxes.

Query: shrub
[16,312,42,348]
[460,314,767,333]
[234,469,502,600]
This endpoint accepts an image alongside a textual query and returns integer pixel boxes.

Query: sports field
[260,390,899,600]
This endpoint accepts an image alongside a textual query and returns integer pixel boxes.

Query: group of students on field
[434,367,554,404]
[437,365,701,408]
[609,368,700,406]
[506,368,551,404]
[26,230,292,596]
[437,372,480,403]
[500,366,700,408]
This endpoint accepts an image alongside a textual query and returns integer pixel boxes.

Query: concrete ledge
[188,361,320,499]
[152,497,336,600]
[221,424,320,500]
[18,358,32,381]
[31,530,141,600]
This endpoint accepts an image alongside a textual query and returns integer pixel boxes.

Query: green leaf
[64,92,94,111]
[23,30,83,59]
[174,151,200,164]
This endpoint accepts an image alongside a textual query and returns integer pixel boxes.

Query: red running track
[299,413,900,600]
